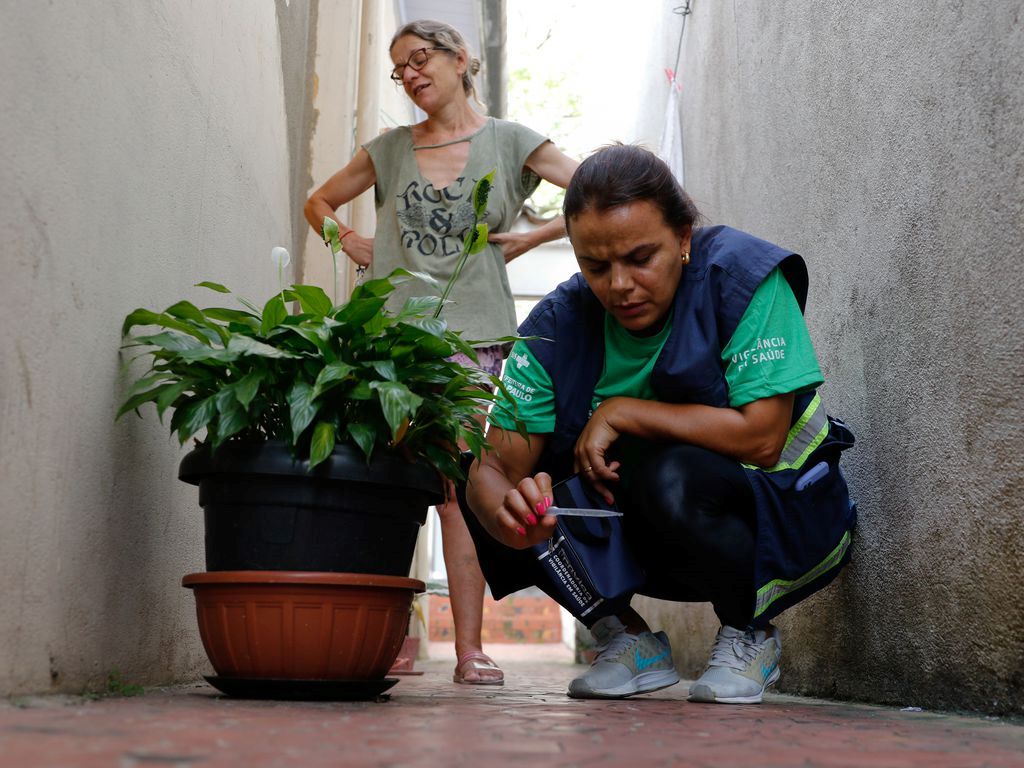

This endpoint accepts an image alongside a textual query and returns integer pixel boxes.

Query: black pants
[460,444,758,629]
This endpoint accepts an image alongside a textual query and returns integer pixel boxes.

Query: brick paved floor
[2,659,1023,768]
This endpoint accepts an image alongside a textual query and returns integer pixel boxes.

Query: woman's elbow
[302,196,320,230]
[743,433,787,468]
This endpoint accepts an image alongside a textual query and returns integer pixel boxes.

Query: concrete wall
[0,0,329,695]
[635,0,1024,714]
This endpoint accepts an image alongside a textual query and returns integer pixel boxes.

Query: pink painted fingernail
[544,497,552,510]
[516,526,526,536]
[526,514,537,525]
[535,501,545,514]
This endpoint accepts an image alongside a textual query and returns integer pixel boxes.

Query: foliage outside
[118,171,521,481]
[507,65,581,217]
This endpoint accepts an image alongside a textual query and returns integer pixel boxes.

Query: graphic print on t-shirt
[729,335,789,374]
[395,177,479,258]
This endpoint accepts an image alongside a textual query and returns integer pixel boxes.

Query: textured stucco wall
[0,1,319,694]
[634,0,1024,714]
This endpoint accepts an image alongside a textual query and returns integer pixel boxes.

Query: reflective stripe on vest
[743,393,829,473]
[753,529,852,619]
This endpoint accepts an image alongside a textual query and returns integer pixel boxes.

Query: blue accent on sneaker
[635,648,669,671]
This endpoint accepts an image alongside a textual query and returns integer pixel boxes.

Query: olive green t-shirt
[363,118,547,343]
[491,268,824,431]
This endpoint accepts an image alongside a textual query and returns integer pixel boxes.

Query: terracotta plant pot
[182,571,424,682]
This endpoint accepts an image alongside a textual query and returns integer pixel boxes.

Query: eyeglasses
[390,47,447,83]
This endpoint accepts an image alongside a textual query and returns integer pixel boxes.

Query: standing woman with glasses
[305,19,579,686]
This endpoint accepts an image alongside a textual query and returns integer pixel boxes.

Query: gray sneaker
[568,615,680,699]
[688,625,782,704]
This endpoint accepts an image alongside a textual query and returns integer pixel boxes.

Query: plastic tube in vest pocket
[795,461,830,492]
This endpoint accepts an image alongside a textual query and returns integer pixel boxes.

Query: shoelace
[708,627,763,671]
[595,627,640,662]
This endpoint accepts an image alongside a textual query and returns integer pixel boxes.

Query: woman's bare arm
[303,149,377,266]
[488,141,580,262]
[466,428,558,549]
[575,394,796,501]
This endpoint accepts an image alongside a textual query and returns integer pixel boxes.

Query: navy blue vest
[519,225,855,624]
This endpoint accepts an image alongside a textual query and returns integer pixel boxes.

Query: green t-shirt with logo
[490,268,823,432]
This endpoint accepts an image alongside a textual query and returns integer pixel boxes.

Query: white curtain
[657,81,685,187]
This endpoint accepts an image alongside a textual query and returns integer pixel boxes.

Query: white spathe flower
[270,246,291,268]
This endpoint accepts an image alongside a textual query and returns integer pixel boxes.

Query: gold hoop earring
[681,251,690,265]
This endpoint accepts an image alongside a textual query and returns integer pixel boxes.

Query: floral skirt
[447,344,505,379]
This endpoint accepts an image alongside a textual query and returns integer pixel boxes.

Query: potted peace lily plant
[118,173,515,699]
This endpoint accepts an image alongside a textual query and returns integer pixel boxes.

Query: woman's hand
[575,399,625,504]
[488,231,536,263]
[339,232,374,268]
[466,427,550,547]
[490,215,570,264]
[487,472,559,549]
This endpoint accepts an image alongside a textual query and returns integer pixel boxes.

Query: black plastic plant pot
[179,441,445,576]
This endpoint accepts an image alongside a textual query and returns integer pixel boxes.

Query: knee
[629,445,722,533]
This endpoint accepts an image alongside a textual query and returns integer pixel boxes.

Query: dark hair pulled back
[563,144,701,235]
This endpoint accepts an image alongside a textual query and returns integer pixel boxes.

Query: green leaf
[445,333,478,360]
[348,380,373,400]
[348,267,423,301]
[287,380,318,438]
[233,370,264,408]
[464,334,528,346]
[370,381,423,440]
[261,294,287,335]
[363,311,386,336]
[116,383,176,420]
[174,395,217,444]
[472,170,496,219]
[211,389,248,448]
[121,309,213,345]
[351,276,399,299]
[309,421,336,468]
[467,222,489,255]
[405,270,441,292]
[423,443,462,480]
[312,361,355,397]
[403,316,448,338]
[123,372,176,400]
[288,285,334,316]
[397,295,443,319]
[345,421,376,461]
[461,423,485,458]
[121,308,163,336]
[333,297,387,328]
[409,334,454,359]
[174,345,237,363]
[237,295,262,314]
[227,335,301,359]
[156,380,193,419]
[195,281,231,293]
[165,301,207,324]
[202,307,258,324]
[370,360,397,381]
[129,331,207,353]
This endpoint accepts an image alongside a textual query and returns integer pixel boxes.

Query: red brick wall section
[428,593,562,644]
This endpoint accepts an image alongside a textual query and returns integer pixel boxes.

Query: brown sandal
[453,652,505,685]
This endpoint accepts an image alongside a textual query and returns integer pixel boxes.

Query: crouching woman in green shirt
[463,145,856,703]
